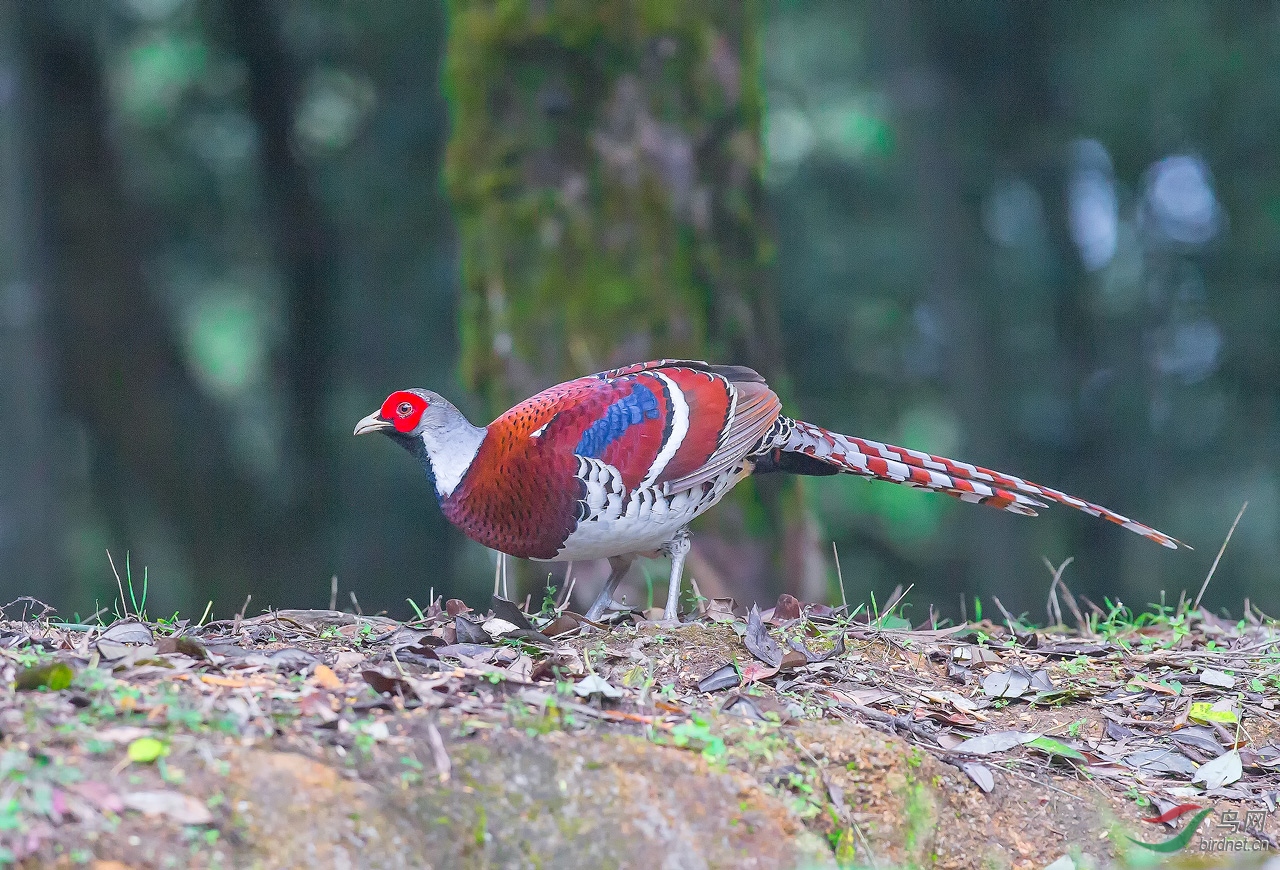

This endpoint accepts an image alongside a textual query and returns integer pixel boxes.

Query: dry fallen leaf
[952,644,1003,667]
[311,664,344,691]
[101,621,154,645]
[1198,668,1236,689]
[953,731,1042,756]
[489,595,533,630]
[69,781,125,815]
[1192,749,1242,789]
[333,651,365,671]
[697,663,740,693]
[122,790,213,825]
[573,674,622,699]
[744,606,783,668]
[94,726,153,743]
[541,614,582,637]
[772,594,802,622]
[982,669,1031,699]
[961,762,995,793]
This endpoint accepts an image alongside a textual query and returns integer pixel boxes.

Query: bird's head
[354,388,486,499]
[353,389,447,440]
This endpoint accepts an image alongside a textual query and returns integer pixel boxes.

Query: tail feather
[763,418,1186,550]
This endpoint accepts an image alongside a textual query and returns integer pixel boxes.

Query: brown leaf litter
[0,593,1274,868]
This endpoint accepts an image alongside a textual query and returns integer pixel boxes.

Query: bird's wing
[649,368,782,494]
[587,360,782,493]
[500,360,780,496]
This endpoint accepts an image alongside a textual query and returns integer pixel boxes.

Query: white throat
[418,418,486,499]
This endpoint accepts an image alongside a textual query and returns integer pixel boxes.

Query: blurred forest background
[1,1,1276,623]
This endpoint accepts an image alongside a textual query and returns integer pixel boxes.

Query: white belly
[537,459,749,562]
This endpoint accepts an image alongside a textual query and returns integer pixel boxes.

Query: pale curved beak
[354,411,392,436]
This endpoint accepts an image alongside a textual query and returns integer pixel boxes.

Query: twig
[106,550,128,619]
[843,699,939,744]
[197,600,213,628]
[986,759,1080,800]
[349,591,363,616]
[689,577,705,615]
[991,596,1020,634]
[1078,594,1106,618]
[426,721,451,783]
[0,597,54,621]
[882,583,914,618]
[493,551,501,597]
[1042,556,1081,630]
[329,575,338,611]
[557,563,577,610]
[1192,502,1247,612]
[232,594,252,635]
[832,541,849,614]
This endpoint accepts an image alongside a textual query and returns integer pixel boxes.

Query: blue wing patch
[575,382,661,458]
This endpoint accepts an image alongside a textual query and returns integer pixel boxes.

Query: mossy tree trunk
[446,1,777,399]
[444,1,826,603]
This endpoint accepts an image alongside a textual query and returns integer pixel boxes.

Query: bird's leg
[583,555,635,621]
[662,528,693,622]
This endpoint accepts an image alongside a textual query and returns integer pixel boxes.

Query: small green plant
[1061,655,1091,675]
[107,550,149,621]
[1123,785,1151,808]
[669,715,726,760]
[685,585,707,613]
[399,756,424,787]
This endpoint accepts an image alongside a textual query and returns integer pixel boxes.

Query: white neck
[417,413,486,499]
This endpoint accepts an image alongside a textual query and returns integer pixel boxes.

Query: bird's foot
[583,601,611,622]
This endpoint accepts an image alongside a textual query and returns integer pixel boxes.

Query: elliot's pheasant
[355,359,1184,621]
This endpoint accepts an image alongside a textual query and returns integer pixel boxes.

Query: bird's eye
[396,401,414,418]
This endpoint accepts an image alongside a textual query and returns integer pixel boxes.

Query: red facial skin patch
[380,391,429,434]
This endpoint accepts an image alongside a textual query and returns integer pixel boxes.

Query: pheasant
[355,359,1184,621]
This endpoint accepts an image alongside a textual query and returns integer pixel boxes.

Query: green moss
[901,777,937,863]
[444,0,765,408]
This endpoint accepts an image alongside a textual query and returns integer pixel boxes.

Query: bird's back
[440,360,780,559]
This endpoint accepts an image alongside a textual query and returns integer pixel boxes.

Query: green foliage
[126,737,169,764]
[669,714,726,760]
[14,662,73,693]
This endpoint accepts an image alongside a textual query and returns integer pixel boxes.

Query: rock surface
[221,733,836,869]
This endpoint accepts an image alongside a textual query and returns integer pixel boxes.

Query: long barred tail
[757,417,1186,550]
